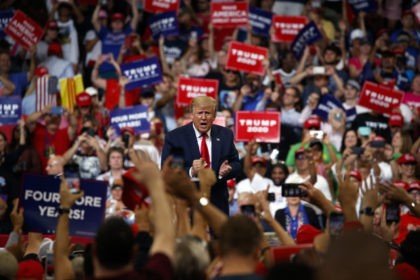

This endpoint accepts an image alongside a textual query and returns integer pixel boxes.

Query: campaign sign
[4,10,44,50]
[249,6,272,37]
[313,95,344,120]
[0,9,14,37]
[226,41,268,76]
[403,94,420,115]
[0,97,21,125]
[235,111,280,143]
[21,174,107,237]
[144,0,179,13]
[358,81,404,114]
[121,57,163,90]
[110,105,151,134]
[348,0,377,12]
[149,11,178,40]
[271,16,307,42]
[176,77,219,105]
[290,21,322,60]
[211,2,249,28]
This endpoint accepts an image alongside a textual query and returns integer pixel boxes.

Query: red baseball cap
[251,156,267,166]
[46,20,58,30]
[47,42,62,56]
[111,12,125,21]
[393,180,410,190]
[389,112,403,127]
[296,224,321,244]
[76,92,92,107]
[304,116,321,129]
[34,66,49,77]
[17,260,44,280]
[407,181,420,192]
[397,153,417,165]
[349,170,362,182]
[227,178,236,189]
[372,136,385,142]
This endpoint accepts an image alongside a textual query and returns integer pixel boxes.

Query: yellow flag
[59,74,84,112]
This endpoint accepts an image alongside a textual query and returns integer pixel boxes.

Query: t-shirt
[57,19,79,65]
[104,79,139,111]
[32,123,71,172]
[6,72,28,97]
[285,142,341,168]
[73,152,101,179]
[241,90,265,111]
[98,25,133,71]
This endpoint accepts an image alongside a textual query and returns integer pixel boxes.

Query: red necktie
[201,133,210,168]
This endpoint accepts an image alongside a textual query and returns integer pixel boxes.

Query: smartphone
[81,127,96,137]
[313,66,325,75]
[329,212,344,237]
[44,252,54,280]
[64,164,80,194]
[371,140,385,148]
[170,147,185,169]
[51,106,64,115]
[309,130,324,140]
[267,192,275,202]
[122,134,130,148]
[240,204,256,219]
[351,146,365,155]
[282,183,307,197]
[385,203,400,224]
[358,126,371,137]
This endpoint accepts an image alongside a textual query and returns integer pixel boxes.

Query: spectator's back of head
[0,250,18,280]
[94,217,134,270]
[219,215,261,258]
[400,231,420,271]
[174,235,210,280]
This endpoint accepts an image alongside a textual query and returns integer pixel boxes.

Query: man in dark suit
[161,96,241,214]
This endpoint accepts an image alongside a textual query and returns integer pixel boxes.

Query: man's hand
[192,158,207,176]
[218,160,232,178]
[134,204,151,233]
[60,178,84,209]
[163,157,197,204]
[10,199,23,233]
[361,175,381,209]
[198,168,217,198]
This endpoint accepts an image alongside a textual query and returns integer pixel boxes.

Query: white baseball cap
[85,87,98,96]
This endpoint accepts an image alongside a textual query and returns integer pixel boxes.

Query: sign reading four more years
[110,105,151,135]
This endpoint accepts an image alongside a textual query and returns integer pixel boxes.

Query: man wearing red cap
[398,153,418,184]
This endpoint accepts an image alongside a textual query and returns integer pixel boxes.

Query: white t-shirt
[57,19,79,66]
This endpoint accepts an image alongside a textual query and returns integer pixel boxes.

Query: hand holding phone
[240,204,256,219]
[329,212,344,237]
[282,183,307,197]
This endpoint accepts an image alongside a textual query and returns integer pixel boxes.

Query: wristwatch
[359,207,374,216]
[58,207,71,215]
[197,197,209,209]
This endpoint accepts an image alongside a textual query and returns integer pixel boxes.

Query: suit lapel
[211,126,221,170]
[188,123,201,160]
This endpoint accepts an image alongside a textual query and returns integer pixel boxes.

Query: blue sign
[110,105,151,134]
[290,21,322,60]
[0,97,21,125]
[249,6,272,37]
[121,57,163,90]
[0,9,14,37]
[21,174,107,237]
[348,0,377,12]
[149,11,179,40]
[313,95,344,120]
[345,107,357,124]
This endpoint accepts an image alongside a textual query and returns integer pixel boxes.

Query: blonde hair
[191,96,217,112]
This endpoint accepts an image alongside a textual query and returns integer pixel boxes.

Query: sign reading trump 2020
[211,1,249,28]
[272,15,307,42]
[0,97,21,125]
[226,41,268,76]
[290,21,322,60]
[358,81,404,114]
[144,0,179,13]
[21,174,107,237]
[121,57,162,90]
[4,10,44,50]
[110,105,151,135]
[235,111,280,143]
[176,77,219,105]
[149,11,178,40]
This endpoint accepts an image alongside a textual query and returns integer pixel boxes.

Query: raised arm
[129,0,139,30]
[91,55,108,90]
[91,3,101,32]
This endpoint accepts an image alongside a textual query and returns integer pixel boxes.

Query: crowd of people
[0,0,420,279]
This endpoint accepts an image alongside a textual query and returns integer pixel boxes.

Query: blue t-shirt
[5,72,28,97]
[98,25,133,71]
[241,90,264,111]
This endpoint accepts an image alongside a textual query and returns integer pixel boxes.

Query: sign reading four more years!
[121,57,163,90]
[235,111,281,143]
[358,81,404,114]
[176,77,219,105]
[4,10,44,50]
[110,105,151,135]
[21,174,107,237]
[226,41,268,76]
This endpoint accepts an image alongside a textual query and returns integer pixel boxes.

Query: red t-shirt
[394,213,420,244]
[104,79,140,111]
[32,123,71,172]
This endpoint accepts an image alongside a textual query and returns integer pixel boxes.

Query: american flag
[36,75,57,111]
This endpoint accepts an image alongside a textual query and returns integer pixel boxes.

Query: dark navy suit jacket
[161,123,241,214]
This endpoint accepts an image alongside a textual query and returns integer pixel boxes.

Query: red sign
[211,2,249,28]
[271,16,307,42]
[235,111,280,143]
[144,0,179,13]
[4,10,44,50]
[176,77,219,105]
[226,41,268,76]
[403,93,420,115]
[358,82,404,114]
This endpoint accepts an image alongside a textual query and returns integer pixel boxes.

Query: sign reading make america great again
[211,2,249,28]
[121,57,163,90]
[225,41,268,76]
[4,10,44,50]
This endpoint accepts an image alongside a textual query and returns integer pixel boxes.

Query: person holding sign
[161,96,241,214]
